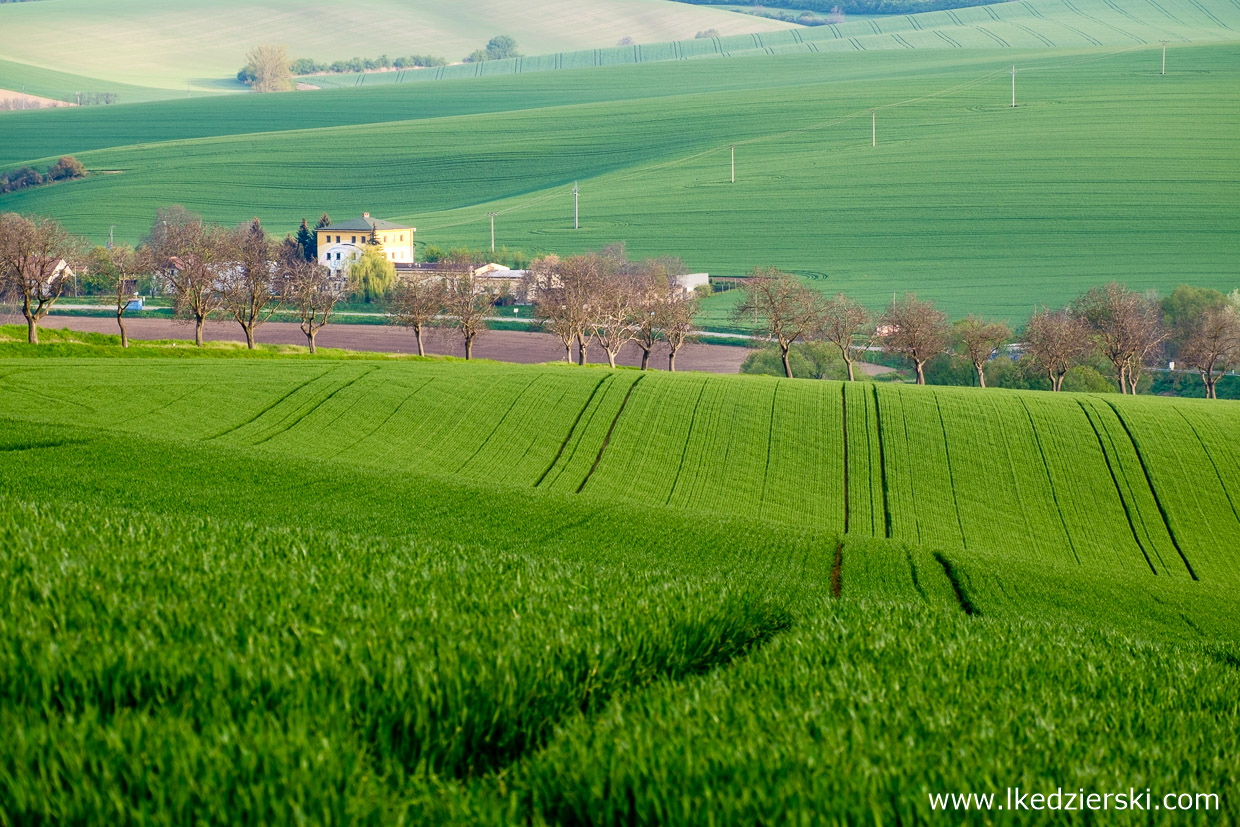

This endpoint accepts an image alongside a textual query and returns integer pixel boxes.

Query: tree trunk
[639,346,651,371]
[307,329,317,354]
[563,341,572,363]
[117,313,129,349]
[844,356,855,382]
[1116,363,1128,394]
[244,324,256,350]
[26,314,38,345]
[669,348,678,372]
[1053,372,1065,392]
[780,344,792,379]
[464,333,473,360]
[975,362,986,388]
[606,350,617,368]
[577,334,588,366]
[1204,374,1216,399]
[415,326,426,358]
[915,359,926,385]
[194,316,206,347]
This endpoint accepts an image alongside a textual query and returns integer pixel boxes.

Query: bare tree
[1073,283,1167,394]
[278,240,343,354]
[90,244,140,348]
[1024,308,1092,392]
[526,254,576,363]
[952,315,1010,389]
[219,218,280,349]
[817,292,871,381]
[0,212,81,344]
[533,254,603,365]
[145,209,226,347]
[659,285,699,372]
[734,267,821,379]
[589,260,639,368]
[440,260,494,360]
[878,294,950,385]
[389,270,444,357]
[1178,304,1240,399]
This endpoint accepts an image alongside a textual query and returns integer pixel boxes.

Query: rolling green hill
[2,0,1237,321]
[0,0,793,98]
[1,349,1237,822]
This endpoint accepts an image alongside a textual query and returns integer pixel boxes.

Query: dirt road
[39,316,752,373]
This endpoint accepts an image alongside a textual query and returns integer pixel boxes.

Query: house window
[352,236,357,244]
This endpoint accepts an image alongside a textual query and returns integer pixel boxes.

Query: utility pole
[108,225,115,250]
[487,212,498,252]
[731,145,735,183]
[1161,41,1167,75]
[872,110,876,147]
[573,182,579,230]
[1011,65,1016,108]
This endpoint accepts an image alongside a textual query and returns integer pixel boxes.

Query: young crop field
[1,353,1238,822]
[2,0,1236,319]
[2,356,1237,586]
[0,0,791,98]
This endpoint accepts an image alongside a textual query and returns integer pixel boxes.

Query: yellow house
[316,213,415,275]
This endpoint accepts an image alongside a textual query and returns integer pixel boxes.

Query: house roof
[320,216,413,232]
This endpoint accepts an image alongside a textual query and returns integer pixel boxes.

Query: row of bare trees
[0,209,345,350]
[523,250,698,370]
[735,269,1240,398]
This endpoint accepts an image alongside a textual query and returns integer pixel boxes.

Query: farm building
[317,213,415,275]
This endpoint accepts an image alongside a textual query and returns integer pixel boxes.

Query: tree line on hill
[3,207,1237,396]
[674,0,999,16]
[0,156,86,195]
[237,37,519,92]
[735,269,1240,399]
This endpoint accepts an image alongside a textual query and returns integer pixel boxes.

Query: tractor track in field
[534,375,610,488]
[253,367,379,446]
[663,379,710,505]
[577,374,646,494]
[205,369,334,441]
[1104,401,1197,581]
[840,385,851,534]
[455,374,542,473]
[932,391,969,551]
[1076,399,1158,575]
[1017,397,1081,565]
[1173,408,1240,530]
[871,385,893,539]
[934,552,979,616]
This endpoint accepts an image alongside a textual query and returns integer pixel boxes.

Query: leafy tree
[466,48,489,63]
[47,156,86,181]
[243,44,291,93]
[295,218,316,262]
[347,244,396,304]
[741,342,849,380]
[485,35,520,60]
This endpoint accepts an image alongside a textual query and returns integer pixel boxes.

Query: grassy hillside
[3,355,1238,579]
[0,0,792,98]
[3,46,1237,319]
[1,352,1237,822]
